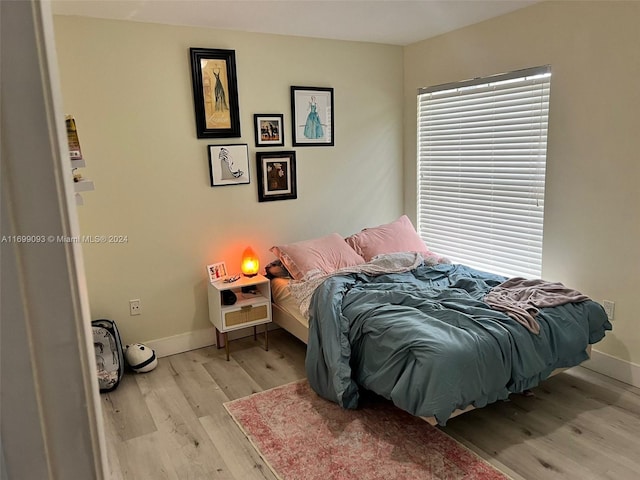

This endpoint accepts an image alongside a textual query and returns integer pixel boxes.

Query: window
[417,66,551,278]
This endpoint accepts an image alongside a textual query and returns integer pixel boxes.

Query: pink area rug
[224,380,509,480]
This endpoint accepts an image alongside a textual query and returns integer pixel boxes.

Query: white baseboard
[144,324,280,358]
[144,328,216,358]
[582,349,640,389]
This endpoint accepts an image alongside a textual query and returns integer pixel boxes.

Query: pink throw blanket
[484,277,590,334]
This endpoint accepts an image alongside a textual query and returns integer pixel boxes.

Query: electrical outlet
[129,299,141,316]
[602,300,615,321]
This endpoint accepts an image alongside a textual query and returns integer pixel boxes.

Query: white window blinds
[417,66,551,278]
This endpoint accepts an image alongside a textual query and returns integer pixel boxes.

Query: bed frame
[272,299,591,424]
[272,301,308,344]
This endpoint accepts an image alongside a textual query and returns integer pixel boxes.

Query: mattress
[270,278,308,343]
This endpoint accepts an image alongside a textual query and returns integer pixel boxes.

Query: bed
[268,216,613,426]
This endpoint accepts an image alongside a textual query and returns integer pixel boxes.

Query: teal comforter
[305,264,612,425]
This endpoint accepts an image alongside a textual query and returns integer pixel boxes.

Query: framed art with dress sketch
[190,48,241,138]
[291,86,334,146]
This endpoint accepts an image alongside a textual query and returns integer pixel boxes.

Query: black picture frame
[254,114,285,147]
[208,144,250,187]
[256,151,297,202]
[190,48,241,138]
[291,86,334,146]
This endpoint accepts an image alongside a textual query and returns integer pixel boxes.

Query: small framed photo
[254,114,284,147]
[256,151,297,202]
[208,144,250,187]
[291,86,334,146]
[207,262,227,283]
[189,48,241,139]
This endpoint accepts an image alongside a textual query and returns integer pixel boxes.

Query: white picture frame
[208,144,250,187]
[207,262,228,283]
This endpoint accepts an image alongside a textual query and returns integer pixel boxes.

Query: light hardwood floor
[102,330,640,479]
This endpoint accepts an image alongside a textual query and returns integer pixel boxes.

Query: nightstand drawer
[224,303,269,328]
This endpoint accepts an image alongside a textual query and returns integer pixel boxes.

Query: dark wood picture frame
[256,151,297,202]
[291,86,334,146]
[190,48,241,138]
[254,114,285,147]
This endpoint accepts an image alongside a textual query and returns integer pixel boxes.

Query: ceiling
[51,0,538,46]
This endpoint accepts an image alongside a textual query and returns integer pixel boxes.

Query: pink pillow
[270,233,365,280]
[345,215,431,261]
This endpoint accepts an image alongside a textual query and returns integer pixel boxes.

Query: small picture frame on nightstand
[207,262,227,283]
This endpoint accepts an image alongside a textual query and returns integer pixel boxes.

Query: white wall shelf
[71,158,86,168]
[73,179,94,193]
[72,159,93,205]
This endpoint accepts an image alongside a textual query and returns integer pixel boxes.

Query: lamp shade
[241,246,259,277]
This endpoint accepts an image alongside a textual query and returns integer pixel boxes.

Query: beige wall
[404,1,640,364]
[53,16,404,345]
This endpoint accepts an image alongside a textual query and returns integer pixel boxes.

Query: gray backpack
[92,319,124,392]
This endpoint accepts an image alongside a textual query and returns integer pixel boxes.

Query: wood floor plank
[538,374,640,429]
[570,366,640,397]
[165,353,230,418]
[102,332,640,480]
[509,401,640,478]
[443,403,600,480]
[114,432,180,480]
[179,345,222,364]
[508,385,640,474]
[542,370,640,418]
[100,397,126,480]
[443,370,640,480]
[266,329,307,366]
[134,359,235,479]
[524,373,640,441]
[102,372,156,441]
[231,343,306,390]
[202,354,264,401]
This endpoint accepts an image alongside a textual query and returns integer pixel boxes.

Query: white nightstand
[207,274,272,361]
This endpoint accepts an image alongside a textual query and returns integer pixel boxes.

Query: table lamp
[241,246,259,277]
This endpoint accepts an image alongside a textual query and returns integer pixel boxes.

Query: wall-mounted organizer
[67,115,94,205]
